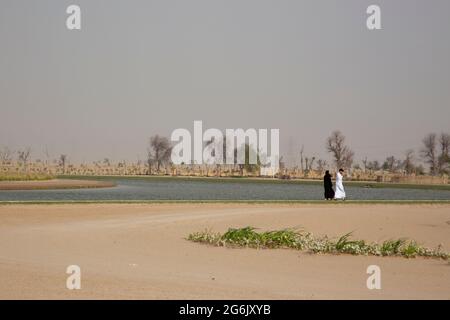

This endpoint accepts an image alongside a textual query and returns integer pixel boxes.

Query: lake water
[0,177,449,201]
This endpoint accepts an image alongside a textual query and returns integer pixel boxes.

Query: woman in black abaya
[323,170,335,200]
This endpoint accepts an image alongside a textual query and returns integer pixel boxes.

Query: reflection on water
[0,178,449,201]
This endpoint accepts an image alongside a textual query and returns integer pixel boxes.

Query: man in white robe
[335,168,346,200]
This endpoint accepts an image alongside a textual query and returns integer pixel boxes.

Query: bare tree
[42,146,52,174]
[0,147,12,167]
[362,157,368,173]
[299,145,304,173]
[278,156,285,171]
[17,147,31,172]
[316,159,327,173]
[421,133,438,175]
[43,146,50,163]
[367,160,381,171]
[326,131,354,169]
[403,149,415,174]
[234,143,260,176]
[415,164,425,175]
[438,133,450,174]
[147,135,172,174]
[305,156,316,172]
[59,154,67,174]
[310,156,316,171]
[383,156,401,173]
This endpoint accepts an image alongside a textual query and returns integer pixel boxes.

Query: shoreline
[0,178,116,190]
[59,174,450,191]
[1,199,450,205]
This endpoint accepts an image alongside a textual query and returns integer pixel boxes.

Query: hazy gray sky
[1,0,449,164]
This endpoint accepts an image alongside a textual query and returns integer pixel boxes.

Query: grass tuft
[187,227,449,260]
[380,239,406,256]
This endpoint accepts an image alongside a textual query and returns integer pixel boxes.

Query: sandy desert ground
[0,203,449,299]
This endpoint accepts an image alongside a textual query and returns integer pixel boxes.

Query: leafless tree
[42,146,52,173]
[438,133,450,174]
[147,135,172,174]
[305,156,316,172]
[326,131,354,169]
[362,157,368,173]
[383,156,402,173]
[278,156,285,171]
[367,160,381,171]
[415,164,425,175]
[299,145,304,173]
[403,149,415,174]
[310,156,316,171]
[43,146,51,163]
[234,143,260,176]
[0,147,12,167]
[17,147,31,172]
[59,154,67,174]
[316,159,327,173]
[421,133,438,175]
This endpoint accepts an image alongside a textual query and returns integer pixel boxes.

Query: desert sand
[0,203,449,299]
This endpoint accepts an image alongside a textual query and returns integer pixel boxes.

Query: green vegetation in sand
[0,173,54,181]
[187,227,449,260]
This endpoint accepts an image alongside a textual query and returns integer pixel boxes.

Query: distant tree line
[323,130,450,176]
[1,131,449,177]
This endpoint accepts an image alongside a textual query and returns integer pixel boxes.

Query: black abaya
[323,173,335,200]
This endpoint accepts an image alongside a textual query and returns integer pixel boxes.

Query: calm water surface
[0,178,449,201]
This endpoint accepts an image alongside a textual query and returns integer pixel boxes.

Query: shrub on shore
[187,227,449,260]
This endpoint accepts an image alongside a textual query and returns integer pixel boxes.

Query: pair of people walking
[323,168,346,200]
